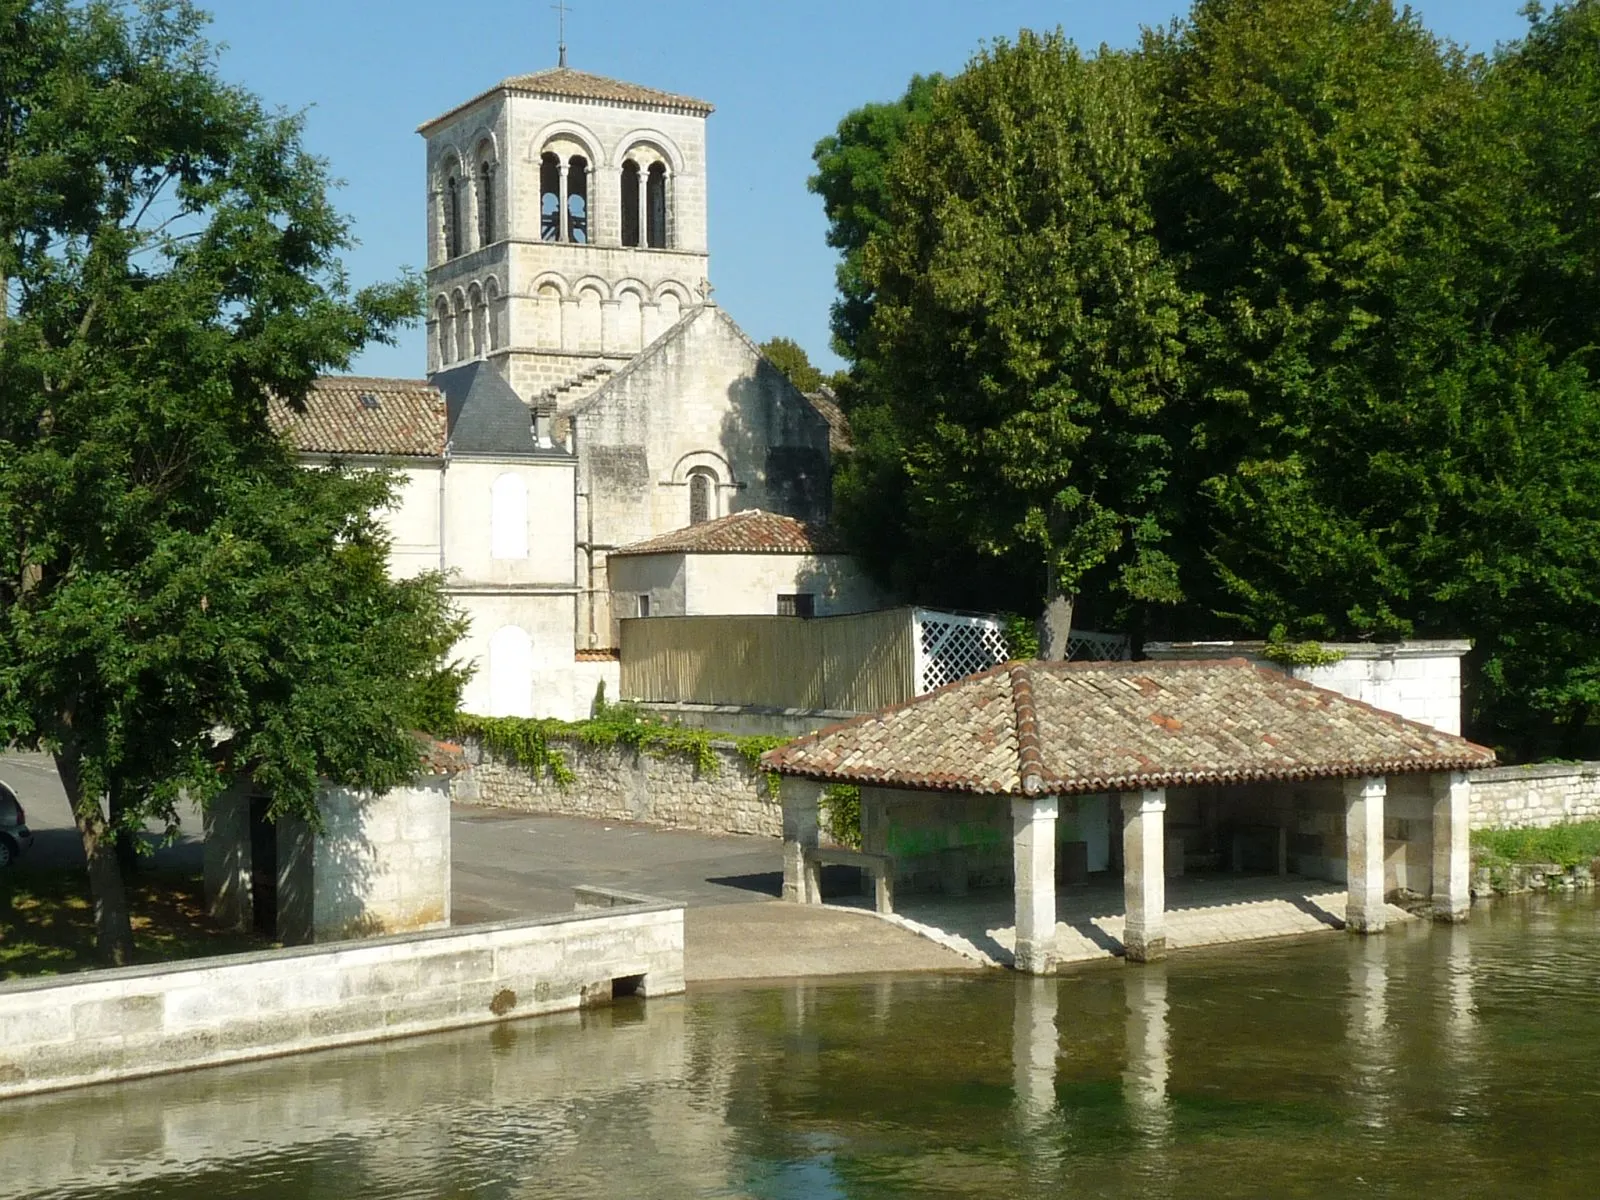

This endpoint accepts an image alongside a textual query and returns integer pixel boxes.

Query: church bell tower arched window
[445,174,462,259]
[646,162,668,249]
[688,469,713,525]
[621,160,641,248]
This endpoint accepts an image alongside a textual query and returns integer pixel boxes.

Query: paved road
[2,751,979,981]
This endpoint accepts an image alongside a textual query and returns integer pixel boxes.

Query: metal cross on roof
[552,0,570,68]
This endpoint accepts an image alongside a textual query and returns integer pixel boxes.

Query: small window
[777,593,815,619]
[646,162,668,249]
[478,161,496,245]
[688,470,713,525]
[445,175,462,259]
[567,155,589,244]
[637,594,651,618]
[540,153,561,242]
[621,160,642,248]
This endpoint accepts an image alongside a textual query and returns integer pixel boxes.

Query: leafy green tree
[758,336,826,393]
[853,31,1189,642]
[0,0,466,962]
[809,74,943,365]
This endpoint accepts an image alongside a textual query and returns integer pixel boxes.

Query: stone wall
[0,897,685,1101]
[459,736,780,837]
[1469,763,1600,830]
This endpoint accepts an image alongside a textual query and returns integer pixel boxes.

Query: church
[273,62,870,720]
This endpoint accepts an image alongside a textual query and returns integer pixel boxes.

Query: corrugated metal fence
[619,608,918,711]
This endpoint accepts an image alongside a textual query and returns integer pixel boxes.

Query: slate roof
[611,509,848,557]
[420,66,713,131]
[804,387,853,454]
[761,658,1496,796]
[270,377,447,459]
[431,360,557,458]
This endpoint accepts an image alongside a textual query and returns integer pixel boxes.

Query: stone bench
[807,846,896,915]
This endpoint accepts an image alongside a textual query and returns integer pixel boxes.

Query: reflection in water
[7,897,1600,1199]
[1346,935,1393,1130]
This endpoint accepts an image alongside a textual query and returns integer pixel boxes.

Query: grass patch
[0,866,271,979]
[1471,821,1600,870]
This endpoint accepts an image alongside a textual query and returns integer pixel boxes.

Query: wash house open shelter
[762,659,1496,972]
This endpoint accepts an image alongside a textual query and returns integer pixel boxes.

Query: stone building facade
[273,64,843,720]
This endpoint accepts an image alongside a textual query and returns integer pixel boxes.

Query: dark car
[0,781,32,868]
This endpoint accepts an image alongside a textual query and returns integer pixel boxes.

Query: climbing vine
[452,705,795,790]
[1259,626,1346,669]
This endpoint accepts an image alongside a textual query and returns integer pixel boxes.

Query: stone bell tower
[418,63,713,402]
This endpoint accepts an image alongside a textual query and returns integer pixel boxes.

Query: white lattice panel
[914,610,1011,694]
[1067,630,1130,662]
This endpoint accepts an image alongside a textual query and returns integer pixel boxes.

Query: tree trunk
[56,750,135,966]
[1037,592,1075,661]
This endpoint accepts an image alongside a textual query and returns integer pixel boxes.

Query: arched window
[646,162,668,249]
[468,282,485,358]
[484,278,501,351]
[621,160,642,248]
[445,174,462,258]
[435,296,453,366]
[453,289,470,367]
[487,625,533,718]
[567,155,589,244]
[688,469,714,525]
[478,160,496,246]
[540,153,561,242]
[490,472,528,559]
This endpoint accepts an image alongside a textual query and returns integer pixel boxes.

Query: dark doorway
[248,796,277,937]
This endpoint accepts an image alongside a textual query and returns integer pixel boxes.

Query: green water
[5,895,1600,1199]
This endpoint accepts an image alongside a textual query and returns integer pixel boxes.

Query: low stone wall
[458,738,780,837]
[0,896,684,1101]
[1470,763,1600,830]
[633,702,859,738]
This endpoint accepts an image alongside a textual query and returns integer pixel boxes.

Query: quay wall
[1470,763,1600,830]
[0,893,684,1101]
[458,737,781,838]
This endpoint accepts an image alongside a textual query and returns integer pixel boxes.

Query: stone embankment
[1472,860,1598,896]
[0,889,683,1101]
[458,738,781,838]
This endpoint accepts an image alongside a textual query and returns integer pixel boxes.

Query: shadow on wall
[718,358,830,524]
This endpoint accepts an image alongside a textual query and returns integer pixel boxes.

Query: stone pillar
[637,169,649,251]
[781,778,822,904]
[1430,770,1471,922]
[1121,789,1167,963]
[557,161,569,243]
[1012,795,1059,974]
[1344,775,1387,933]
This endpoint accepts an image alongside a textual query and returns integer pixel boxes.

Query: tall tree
[852,31,1189,642]
[759,336,826,393]
[809,74,943,366]
[0,0,466,961]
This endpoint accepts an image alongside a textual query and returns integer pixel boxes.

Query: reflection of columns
[1430,771,1471,922]
[1013,976,1059,1128]
[557,161,570,242]
[1123,965,1171,1141]
[1344,775,1387,933]
[1346,935,1391,1128]
[781,778,822,904]
[1122,789,1167,963]
[1012,796,1059,974]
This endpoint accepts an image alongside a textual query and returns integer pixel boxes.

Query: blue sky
[201,0,1537,380]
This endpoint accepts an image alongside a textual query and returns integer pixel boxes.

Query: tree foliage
[0,0,466,961]
[758,336,826,393]
[815,0,1600,755]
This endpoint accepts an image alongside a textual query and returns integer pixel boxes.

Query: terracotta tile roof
[419,67,713,130]
[575,648,621,662]
[611,509,848,557]
[762,659,1496,796]
[270,377,447,459]
[804,388,853,454]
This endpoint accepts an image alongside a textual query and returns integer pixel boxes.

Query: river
[3,893,1598,1198]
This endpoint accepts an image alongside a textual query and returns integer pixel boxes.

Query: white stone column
[637,167,649,250]
[781,778,822,904]
[557,161,570,243]
[1344,775,1387,933]
[1122,789,1167,963]
[1430,770,1471,922]
[1012,795,1059,974]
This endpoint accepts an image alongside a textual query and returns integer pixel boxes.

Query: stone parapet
[0,901,684,1101]
[1469,762,1600,830]
[459,736,780,837]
